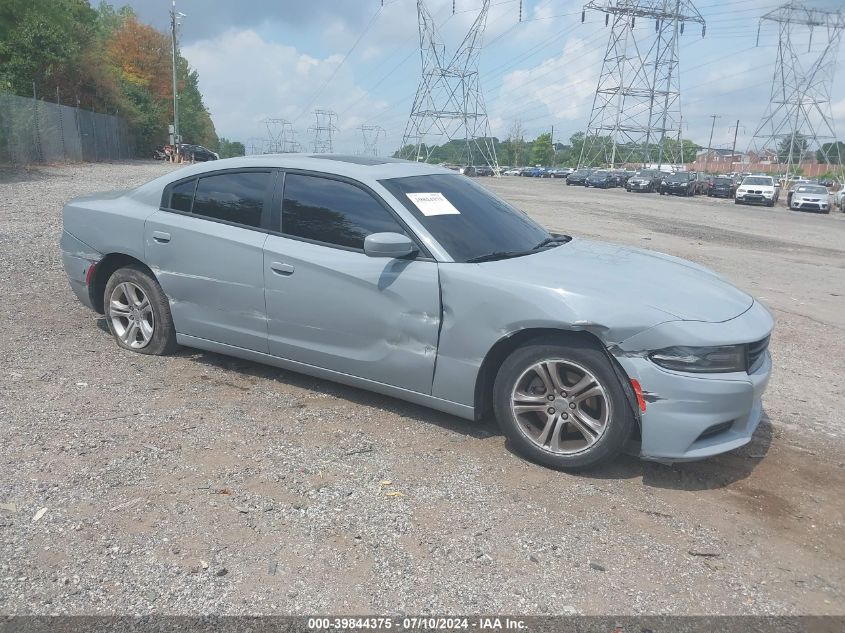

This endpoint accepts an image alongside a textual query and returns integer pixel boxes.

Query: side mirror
[364,232,417,258]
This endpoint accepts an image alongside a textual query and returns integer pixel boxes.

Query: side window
[192,172,269,228]
[169,179,195,212]
[282,174,405,250]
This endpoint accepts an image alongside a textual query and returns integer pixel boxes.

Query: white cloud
[183,29,387,151]
[489,36,603,138]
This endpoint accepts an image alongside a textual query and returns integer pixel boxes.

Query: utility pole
[170,1,185,161]
[730,119,741,170]
[704,114,721,173]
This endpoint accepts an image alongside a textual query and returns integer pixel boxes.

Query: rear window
[169,179,195,212]
[192,172,270,228]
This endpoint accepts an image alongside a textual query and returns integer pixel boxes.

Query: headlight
[649,345,746,373]
[737,188,746,194]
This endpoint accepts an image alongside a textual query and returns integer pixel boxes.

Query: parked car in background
[503,166,522,176]
[475,165,494,177]
[585,170,617,188]
[707,177,737,198]
[836,189,845,210]
[789,184,831,213]
[178,144,218,162]
[659,172,696,196]
[548,167,573,179]
[520,167,535,177]
[735,175,779,207]
[786,179,815,207]
[566,169,592,185]
[61,153,774,470]
[626,170,659,192]
[458,165,477,177]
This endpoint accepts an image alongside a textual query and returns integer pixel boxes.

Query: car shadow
[96,321,774,485]
[180,347,498,441]
[578,412,775,491]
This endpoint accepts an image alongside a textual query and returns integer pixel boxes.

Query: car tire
[766,200,774,207]
[104,265,178,356]
[493,335,635,470]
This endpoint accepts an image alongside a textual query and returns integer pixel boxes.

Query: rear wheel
[104,265,178,355]
[493,336,635,470]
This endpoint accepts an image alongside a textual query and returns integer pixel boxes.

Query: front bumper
[736,192,774,204]
[613,301,774,462]
[791,199,829,212]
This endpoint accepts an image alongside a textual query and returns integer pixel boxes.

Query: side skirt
[177,334,476,421]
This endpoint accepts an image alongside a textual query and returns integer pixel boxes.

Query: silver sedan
[61,155,773,469]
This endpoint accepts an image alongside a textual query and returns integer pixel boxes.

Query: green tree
[216,138,245,158]
[817,141,845,165]
[778,132,809,163]
[531,132,553,166]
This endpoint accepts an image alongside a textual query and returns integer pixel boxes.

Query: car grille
[747,336,769,373]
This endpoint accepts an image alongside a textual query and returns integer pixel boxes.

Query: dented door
[263,235,441,394]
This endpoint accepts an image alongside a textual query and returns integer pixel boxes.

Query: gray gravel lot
[0,161,843,615]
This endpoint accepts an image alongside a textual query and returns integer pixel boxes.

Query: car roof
[131,153,454,202]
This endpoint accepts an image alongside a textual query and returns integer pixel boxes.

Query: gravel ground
[0,161,843,615]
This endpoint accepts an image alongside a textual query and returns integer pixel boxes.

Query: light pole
[170,1,185,161]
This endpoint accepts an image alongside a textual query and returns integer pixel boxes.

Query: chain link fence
[0,92,136,165]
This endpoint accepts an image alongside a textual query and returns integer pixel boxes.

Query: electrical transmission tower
[263,118,300,153]
[579,0,705,169]
[359,125,385,156]
[749,2,845,179]
[400,0,498,169]
[309,109,338,154]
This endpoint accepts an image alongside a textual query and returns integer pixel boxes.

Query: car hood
[478,238,753,323]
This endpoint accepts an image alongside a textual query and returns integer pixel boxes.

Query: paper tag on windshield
[406,192,460,216]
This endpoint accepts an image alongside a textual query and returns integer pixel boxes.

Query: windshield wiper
[466,250,532,263]
[466,235,572,263]
[533,234,571,250]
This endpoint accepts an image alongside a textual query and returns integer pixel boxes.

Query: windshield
[796,185,828,194]
[714,178,732,184]
[743,177,773,186]
[379,174,552,263]
[665,173,687,182]
[634,171,654,178]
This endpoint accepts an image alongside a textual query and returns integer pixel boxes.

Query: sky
[107,0,845,155]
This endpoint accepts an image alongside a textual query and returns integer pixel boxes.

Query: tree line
[395,126,702,167]
[0,0,244,157]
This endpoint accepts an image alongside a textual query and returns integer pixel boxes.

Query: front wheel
[104,265,178,355]
[493,337,635,470]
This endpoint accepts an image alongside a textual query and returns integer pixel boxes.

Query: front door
[263,172,441,394]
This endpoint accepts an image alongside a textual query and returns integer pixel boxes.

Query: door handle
[270,261,295,276]
[152,231,171,243]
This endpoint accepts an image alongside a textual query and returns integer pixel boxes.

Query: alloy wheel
[510,359,611,455]
[109,282,154,349]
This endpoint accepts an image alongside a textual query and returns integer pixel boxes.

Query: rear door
[145,169,273,352]
[263,172,441,394]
